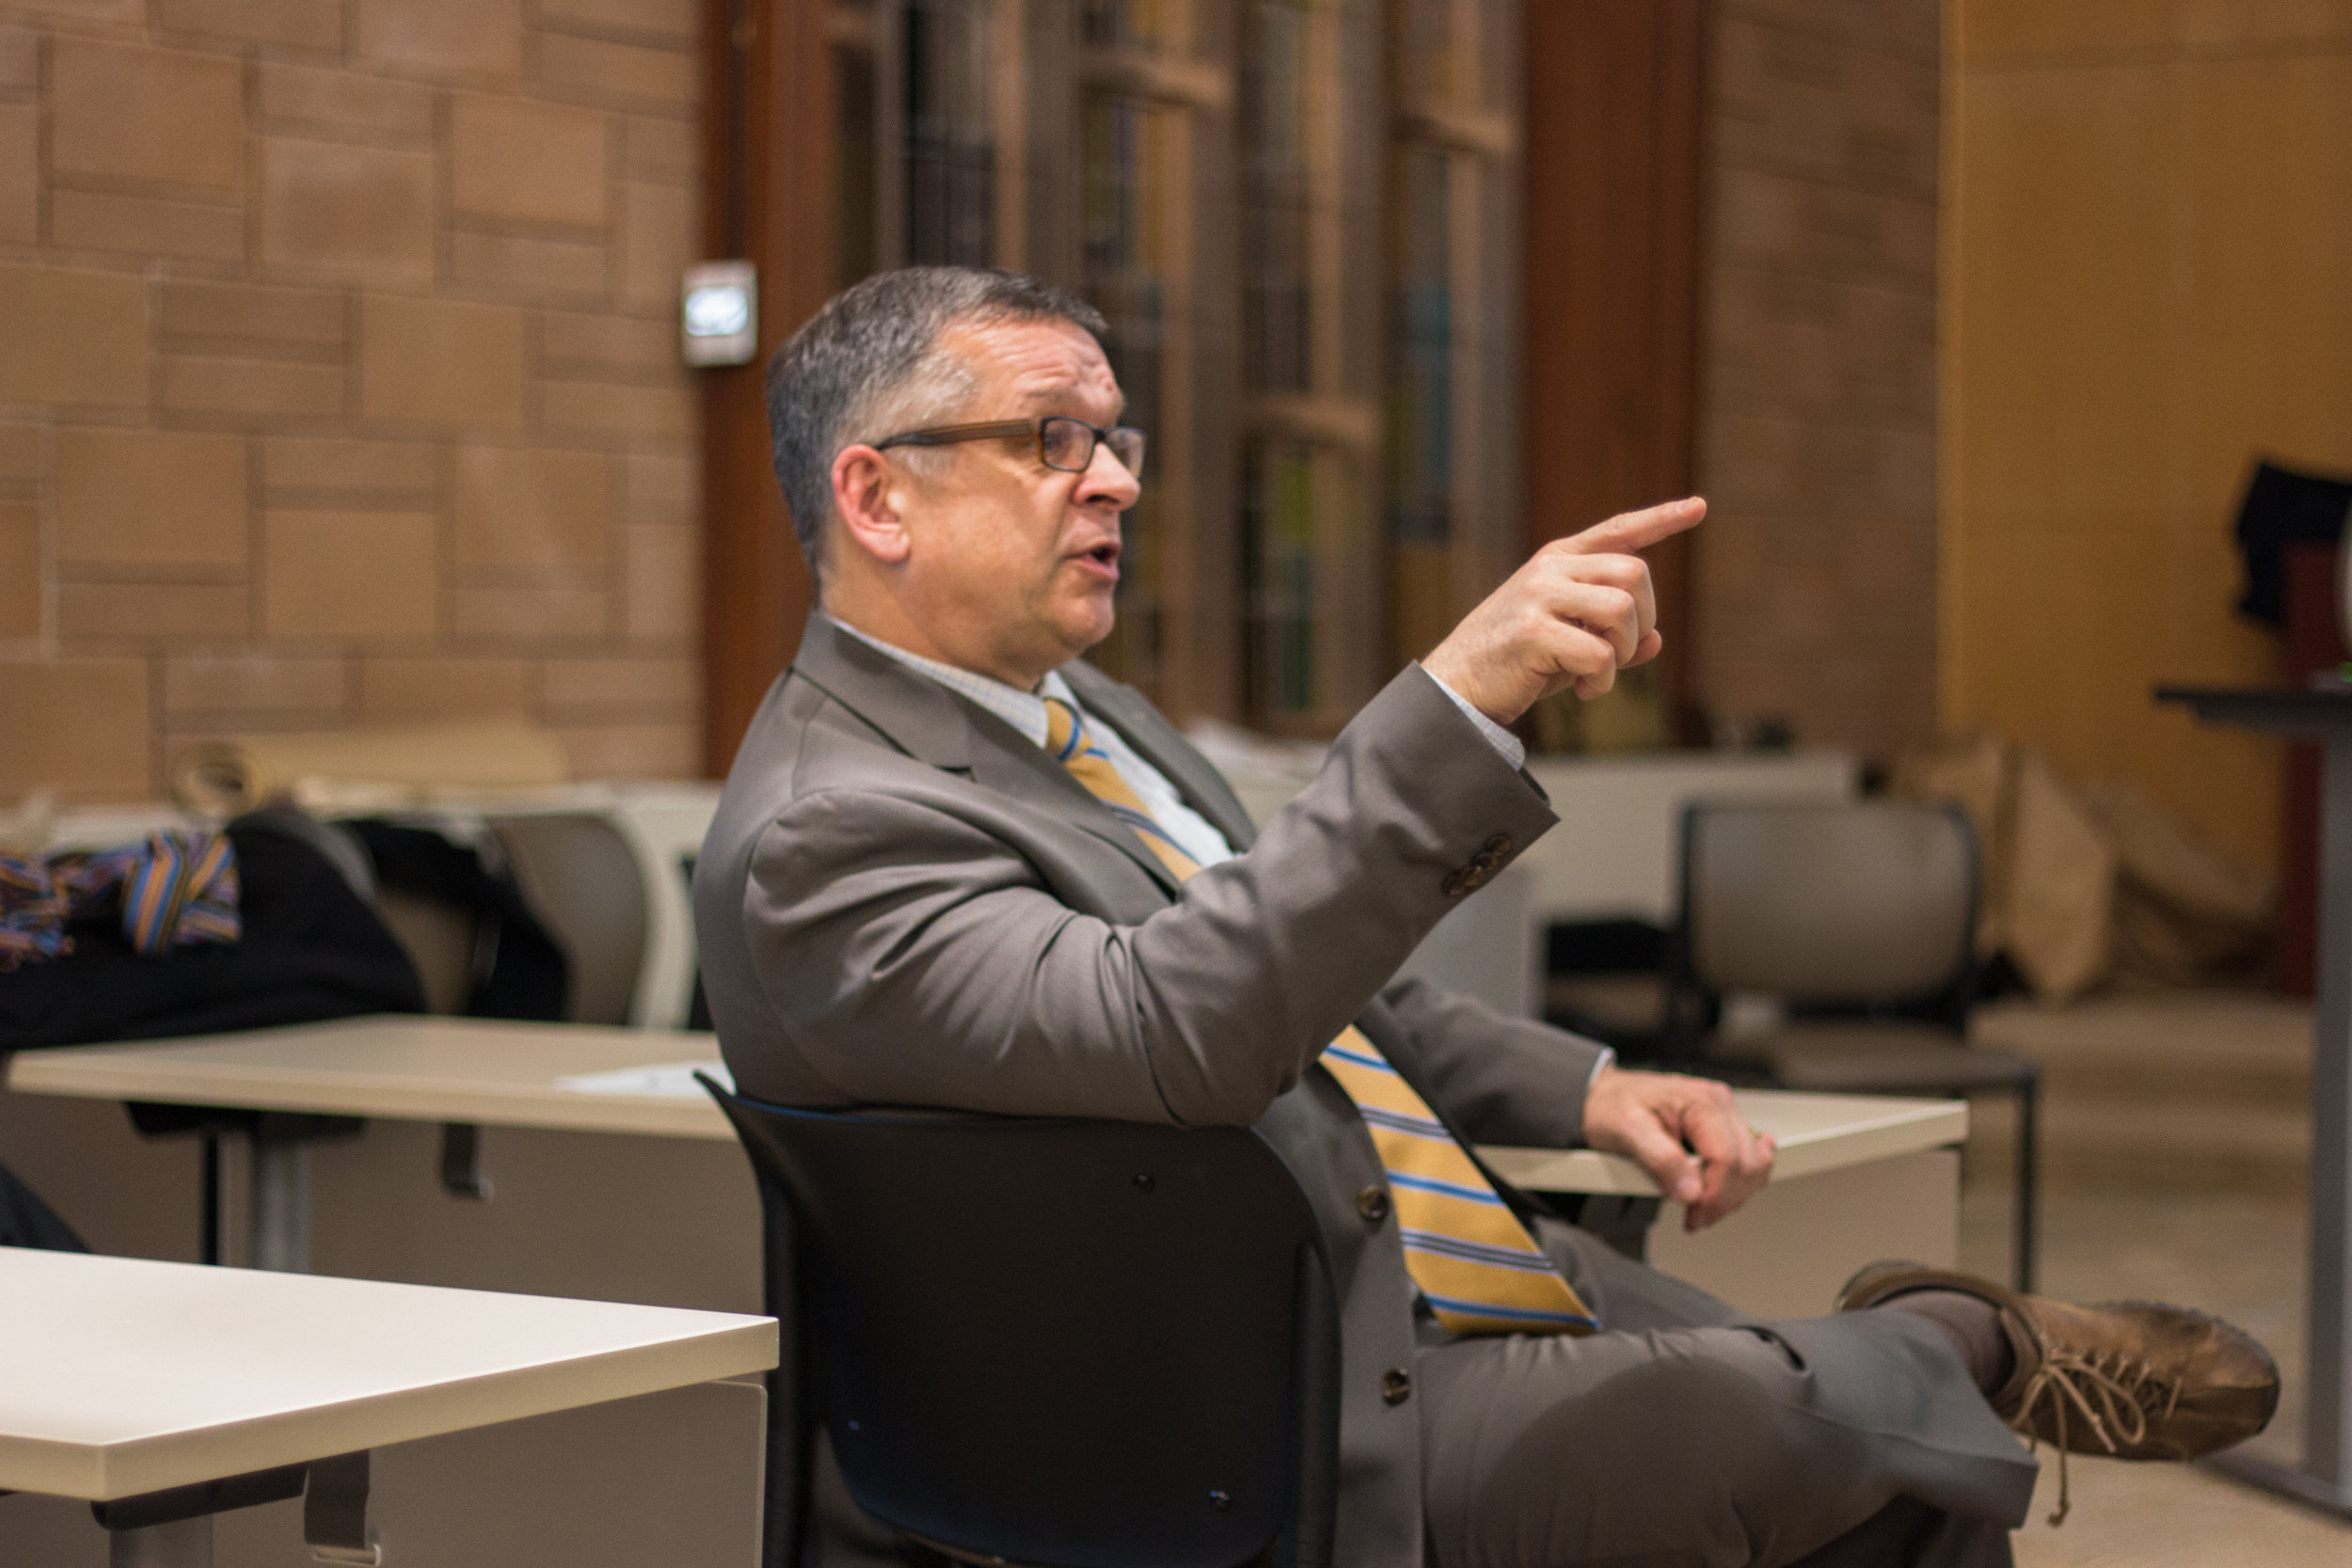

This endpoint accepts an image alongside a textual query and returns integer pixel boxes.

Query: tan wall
[1692,0,1942,760]
[0,0,703,808]
[1943,1,2352,874]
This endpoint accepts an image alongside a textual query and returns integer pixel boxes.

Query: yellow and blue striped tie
[1043,696,1596,1337]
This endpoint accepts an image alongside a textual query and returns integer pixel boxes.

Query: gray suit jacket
[695,612,1608,1565]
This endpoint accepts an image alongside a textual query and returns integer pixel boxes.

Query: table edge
[7,1053,738,1141]
[1477,1098,1968,1197]
[0,1319,776,1501]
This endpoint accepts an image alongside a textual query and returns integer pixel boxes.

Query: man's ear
[830,444,912,567]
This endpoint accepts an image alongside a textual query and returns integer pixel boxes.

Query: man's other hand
[1422,497,1706,724]
[1581,1064,1775,1231]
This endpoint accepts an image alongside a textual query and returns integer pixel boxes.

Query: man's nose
[1078,436,1142,508]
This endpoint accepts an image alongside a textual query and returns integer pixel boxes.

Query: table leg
[106,1516,210,1568]
[199,1135,220,1266]
[250,1138,311,1274]
[2206,735,2352,1517]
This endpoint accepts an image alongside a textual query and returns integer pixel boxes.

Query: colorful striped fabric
[0,832,243,969]
[1041,696,1597,1338]
[0,852,72,969]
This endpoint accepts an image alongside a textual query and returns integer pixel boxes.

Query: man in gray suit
[694,267,2274,1567]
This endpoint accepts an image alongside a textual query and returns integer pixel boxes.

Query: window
[821,0,1518,736]
[903,0,996,266]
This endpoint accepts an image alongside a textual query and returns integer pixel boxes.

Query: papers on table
[556,1060,733,1099]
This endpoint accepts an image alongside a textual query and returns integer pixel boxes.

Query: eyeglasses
[871,416,1147,480]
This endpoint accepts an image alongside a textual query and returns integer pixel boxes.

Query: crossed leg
[1413,1219,2038,1568]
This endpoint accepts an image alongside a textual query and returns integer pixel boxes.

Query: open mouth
[1074,542,1120,573]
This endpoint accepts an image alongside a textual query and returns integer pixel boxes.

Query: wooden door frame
[1521,0,1705,707]
[700,0,837,778]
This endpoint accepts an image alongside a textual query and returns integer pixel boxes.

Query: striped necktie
[1043,695,1596,1337]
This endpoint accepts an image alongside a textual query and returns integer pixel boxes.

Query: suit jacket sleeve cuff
[1414,662,1528,770]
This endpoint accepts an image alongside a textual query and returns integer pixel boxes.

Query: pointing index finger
[1558,496,1707,557]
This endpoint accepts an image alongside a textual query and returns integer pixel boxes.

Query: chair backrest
[1677,800,1978,1011]
[492,814,647,1025]
[371,885,478,1015]
[706,1084,1340,1568]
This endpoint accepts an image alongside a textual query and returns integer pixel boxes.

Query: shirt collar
[832,620,1077,752]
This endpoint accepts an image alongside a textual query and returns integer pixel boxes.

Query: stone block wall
[0,0,703,807]
[1692,0,1940,759]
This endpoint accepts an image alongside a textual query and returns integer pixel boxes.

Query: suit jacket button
[1380,1368,1413,1405]
[1356,1185,1391,1225]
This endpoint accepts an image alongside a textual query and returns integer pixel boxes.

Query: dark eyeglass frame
[869,415,1147,479]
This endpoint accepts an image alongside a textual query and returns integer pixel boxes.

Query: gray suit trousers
[1415,1220,2036,1568]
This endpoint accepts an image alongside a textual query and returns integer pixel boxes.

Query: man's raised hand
[1422,497,1706,726]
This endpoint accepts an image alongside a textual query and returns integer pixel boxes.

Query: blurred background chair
[1665,800,2041,1290]
[704,1085,1340,1568]
[491,814,646,1026]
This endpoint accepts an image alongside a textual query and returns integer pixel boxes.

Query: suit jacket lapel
[788,611,974,770]
[966,723,1189,896]
[790,614,1187,897]
[1059,661,1263,852]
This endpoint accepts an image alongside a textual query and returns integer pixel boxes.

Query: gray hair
[765,266,1109,583]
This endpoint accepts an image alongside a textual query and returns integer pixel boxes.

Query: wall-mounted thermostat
[680,261,758,368]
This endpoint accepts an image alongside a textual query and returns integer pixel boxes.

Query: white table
[9,1020,729,1275]
[8,1018,1956,1168]
[1483,1091,1964,1195]
[8,1018,1965,1318]
[8,1019,734,1145]
[0,1247,773,1568]
[1517,751,1858,926]
[1489,1092,1969,1319]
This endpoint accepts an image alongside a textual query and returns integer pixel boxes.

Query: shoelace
[2008,1323,2184,1525]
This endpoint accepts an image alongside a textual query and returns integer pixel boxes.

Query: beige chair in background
[1667,800,2042,1289]
[367,813,649,1205]
[370,814,649,1029]
[493,816,648,1028]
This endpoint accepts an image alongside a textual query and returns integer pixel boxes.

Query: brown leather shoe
[1838,1262,2280,1523]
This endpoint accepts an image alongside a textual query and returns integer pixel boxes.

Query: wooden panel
[1947,62,2182,523]
[1957,0,2173,61]
[2177,0,2352,46]
[700,0,834,778]
[1521,0,1702,689]
[1945,17,2352,875]
[1962,0,2352,59]
[2178,52,2352,512]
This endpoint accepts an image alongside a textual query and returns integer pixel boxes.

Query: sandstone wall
[0,0,703,807]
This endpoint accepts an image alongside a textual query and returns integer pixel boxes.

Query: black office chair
[703,1080,1342,1568]
[1665,801,2042,1291]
